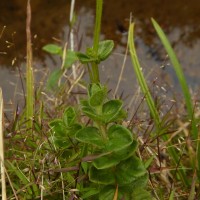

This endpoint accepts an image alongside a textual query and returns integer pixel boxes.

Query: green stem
[90,0,103,83]
[95,105,107,141]
[99,124,107,141]
[91,62,99,83]
[93,0,103,53]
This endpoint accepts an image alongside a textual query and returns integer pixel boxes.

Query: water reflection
[0,0,200,103]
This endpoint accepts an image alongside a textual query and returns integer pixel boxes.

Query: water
[0,0,200,106]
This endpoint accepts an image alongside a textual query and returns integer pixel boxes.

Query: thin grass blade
[151,18,198,139]
[151,18,200,176]
[128,23,189,187]
[128,23,160,126]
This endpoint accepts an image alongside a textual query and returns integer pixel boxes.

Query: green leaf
[88,84,107,107]
[81,188,100,199]
[87,84,107,107]
[98,40,114,62]
[115,157,147,185]
[120,173,149,193]
[75,127,104,147]
[42,44,62,55]
[52,136,71,148]
[130,173,149,191]
[66,123,82,137]
[109,109,127,123]
[64,50,78,68]
[49,119,66,137]
[90,90,106,107]
[88,83,102,97]
[47,69,63,90]
[106,125,133,152]
[144,156,154,169]
[86,47,96,58]
[99,186,123,200]
[82,106,102,122]
[81,99,103,122]
[80,99,90,107]
[76,52,96,64]
[93,141,137,170]
[63,107,76,127]
[93,153,120,169]
[81,162,89,174]
[89,165,115,185]
[113,140,138,160]
[131,188,152,200]
[102,100,123,123]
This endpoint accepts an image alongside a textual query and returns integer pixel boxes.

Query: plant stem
[69,0,77,80]
[26,0,34,132]
[0,89,7,200]
[99,123,108,141]
[90,0,103,83]
[91,62,99,83]
[93,0,102,54]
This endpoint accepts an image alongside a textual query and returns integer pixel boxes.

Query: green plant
[47,0,151,198]
[49,83,151,199]
[42,44,78,90]
[11,0,199,198]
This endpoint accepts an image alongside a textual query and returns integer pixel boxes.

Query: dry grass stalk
[26,0,34,131]
[0,88,7,199]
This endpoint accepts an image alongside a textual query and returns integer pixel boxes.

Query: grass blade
[6,161,32,195]
[26,0,34,131]
[128,22,189,187]
[128,23,160,126]
[0,88,7,199]
[151,18,198,138]
[152,18,199,175]
[169,190,175,200]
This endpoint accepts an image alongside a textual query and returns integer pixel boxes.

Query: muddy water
[0,0,200,106]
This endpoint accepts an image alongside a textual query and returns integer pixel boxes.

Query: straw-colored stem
[0,88,7,200]
[26,0,34,131]
[70,0,77,80]
[114,44,128,96]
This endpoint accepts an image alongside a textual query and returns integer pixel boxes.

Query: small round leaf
[115,157,147,185]
[102,100,122,123]
[75,127,104,147]
[98,40,114,61]
[106,125,133,152]
[89,165,115,185]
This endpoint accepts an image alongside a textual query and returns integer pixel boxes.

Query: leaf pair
[43,44,78,90]
[49,107,82,148]
[75,124,133,150]
[76,40,114,64]
[89,156,147,186]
